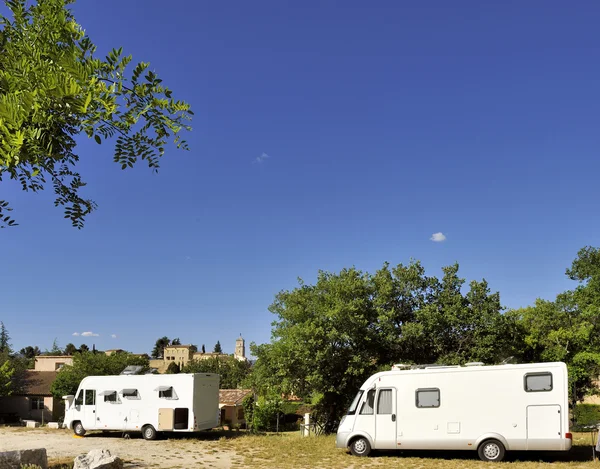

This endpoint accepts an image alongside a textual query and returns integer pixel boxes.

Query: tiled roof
[15,371,58,396]
[219,389,252,406]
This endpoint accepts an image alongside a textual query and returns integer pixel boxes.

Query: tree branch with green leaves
[0,0,193,228]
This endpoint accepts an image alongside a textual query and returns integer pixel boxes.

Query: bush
[573,403,600,428]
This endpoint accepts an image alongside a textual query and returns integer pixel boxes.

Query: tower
[234,334,245,361]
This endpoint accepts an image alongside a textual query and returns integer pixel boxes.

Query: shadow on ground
[371,445,596,463]
[83,429,246,441]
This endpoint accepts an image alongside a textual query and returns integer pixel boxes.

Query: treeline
[250,246,600,431]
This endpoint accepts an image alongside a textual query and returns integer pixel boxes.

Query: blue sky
[1,1,599,354]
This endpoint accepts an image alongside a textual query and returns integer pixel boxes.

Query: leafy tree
[171,338,181,346]
[510,246,600,402]
[182,356,251,389]
[166,362,180,374]
[19,345,41,359]
[213,341,222,354]
[51,351,149,398]
[79,343,89,353]
[0,322,11,354]
[64,343,77,355]
[151,336,169,359]
[44,339,62,355]
[0,353,15,396]
[252,262,507,431]
[0,0,192,228]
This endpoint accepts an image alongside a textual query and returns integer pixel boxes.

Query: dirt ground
[0,426,240,468]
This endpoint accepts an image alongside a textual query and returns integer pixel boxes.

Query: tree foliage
[182,356,250,389]
[0,322,10,354]
[51,351,149,398]
[166,361,180,374]
[251,261,513,430]
[19,345,41,359]
[151,336,170,359]
[0,353,15,396]
[213,341,222,354]
[0,0,192,228]
[509,246,600,401]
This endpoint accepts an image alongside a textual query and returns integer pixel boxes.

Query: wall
[34,356,73,371]
[220,405,245,426]
[0,396,61,423]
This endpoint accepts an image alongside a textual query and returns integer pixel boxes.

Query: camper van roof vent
[465,362,484,367]
[391,364,411,370]
[424,365,460,369]
[120,365,144,375]
[410,364,439,369]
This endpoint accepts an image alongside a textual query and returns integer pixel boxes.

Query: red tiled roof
[15,371,58,396]
[219,389,251,406]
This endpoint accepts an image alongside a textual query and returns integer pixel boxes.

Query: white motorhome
[63,373,219,440]
[336,362,572,461]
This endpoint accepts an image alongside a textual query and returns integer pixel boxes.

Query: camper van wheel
[350,436,371,457]
[73,421,86,437]
[478,439,505,462]
[142,425,157,441]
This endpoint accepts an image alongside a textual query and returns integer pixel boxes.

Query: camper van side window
[85,390,96,406]
[524,372,553,392]
[359,389,375,415]
[377,389,393,415]
[122,389,140,399]
[104,391,120,403]
[159,387,176,399]
[416,388,440,408]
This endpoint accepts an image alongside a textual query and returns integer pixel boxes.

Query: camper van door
[83,389,97,430]
[375,387,397,449]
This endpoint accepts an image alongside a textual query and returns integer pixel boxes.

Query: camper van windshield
[347,390,364,415]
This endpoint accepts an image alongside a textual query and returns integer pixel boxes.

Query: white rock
[47,422,60,429]
[73,449,123,469]
[24,420,40,428]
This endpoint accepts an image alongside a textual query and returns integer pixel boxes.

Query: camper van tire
[73,421,86,437]
[477,439,505,462]
[142,425,158,441]
[349,436,371,457]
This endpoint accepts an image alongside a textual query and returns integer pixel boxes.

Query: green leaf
[94,135,101,144]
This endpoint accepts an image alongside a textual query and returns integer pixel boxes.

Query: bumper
[336,431,351,449]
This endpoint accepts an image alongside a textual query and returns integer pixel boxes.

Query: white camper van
[63,373,219,440]
[336,362,572,461]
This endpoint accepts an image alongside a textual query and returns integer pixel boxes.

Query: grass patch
[217,431,600,469]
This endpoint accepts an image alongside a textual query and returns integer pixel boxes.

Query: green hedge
[573,404,600,429]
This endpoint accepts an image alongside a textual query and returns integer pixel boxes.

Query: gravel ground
[0,426,239,468]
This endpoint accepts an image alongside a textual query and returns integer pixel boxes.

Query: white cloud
[111,334,117,339]
[81,331,99,337]
[72,332,80,336]
[253,152,270,164]
[430,232,447,242]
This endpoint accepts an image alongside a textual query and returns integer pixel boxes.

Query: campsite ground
[0,427,598,468]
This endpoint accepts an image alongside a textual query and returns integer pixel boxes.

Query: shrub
[573,403,600,427]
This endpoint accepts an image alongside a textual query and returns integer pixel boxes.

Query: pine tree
[0,322,11,355]
[213,341,222,354]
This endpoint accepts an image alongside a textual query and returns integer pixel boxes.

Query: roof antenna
[501,356,514,365]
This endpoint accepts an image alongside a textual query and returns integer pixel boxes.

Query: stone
[24,420,40,428]
[73,449,123,469]
[47,422,59,429]
[0,448,47,469]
